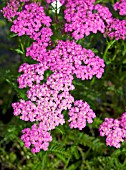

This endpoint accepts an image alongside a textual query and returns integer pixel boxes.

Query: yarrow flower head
[68,100,96,130]
[12,89,67,128]
[21,123,52,153]
[17,62,49,88]
[1,0,20,21]
[26,27,53,61]
[13,70,75,129]
[104,18,126,40]
[2,1,53,63]
[64,0,126,40]
[113,0,126,16]
[99,113,126,148]
[119,112,126,130]
[44,40,105,79]
[64,0,112,40]
[25,40,105,79]
[10,2,52,37]
[12,99,39,122]
[1,0,31,21]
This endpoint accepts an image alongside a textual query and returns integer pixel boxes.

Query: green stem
[63,156,72,170]
[19,38,25,53]
[103,39,116,63]
[63,133,83,170]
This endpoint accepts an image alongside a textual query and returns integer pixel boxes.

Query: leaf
[15,49,24,54]
[10,152,17,163]
[71,146,80,160]
[56,153,67,164]
[41,153,47,170]
[91,138,106,152]
[123,59,126,64]
[67,161,81,170]
[55,126,65,134]
[48,143,69,156]
[90,48,99,54]
[9,33,18,38]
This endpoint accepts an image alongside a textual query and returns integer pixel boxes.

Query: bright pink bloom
[1,0,20,20]
[114,0,126,16]
[64,0,112,40]
[10,3,52,37]
[68,100,96,130]
[17,63,49,88]
[99,113,126,148]
[104,19,126,40]
[21,124,52,153]
[45,40,105,80]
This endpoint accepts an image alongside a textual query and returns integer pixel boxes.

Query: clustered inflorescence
[1,0,30,21]
[64,0,126,40]
[1,0,126,153]
[12,37,105,152]
[99,112,126,148]
[113,0,126,16]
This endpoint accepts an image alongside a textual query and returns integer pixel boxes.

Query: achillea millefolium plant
[0,0,126,169]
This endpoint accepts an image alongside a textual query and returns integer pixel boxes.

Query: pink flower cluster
[11,3,52,37]
[12,39,104,152]
[1,0,20,21]
[26,39,105,80]
[113,0,126,16]
[68,100,96,130]
[2,1,53,58]
[13,65,75,152]
[99,112,126,148]
[13,73,74,126]
[17,62,49,88]
[64,0,126,40]
[1,0,30,21]
[21,124,52,153]
[26,27,53,61]
[2,1,106,153]
[64,0,112,40]
[105,19,126,40]
[45,40,105,80]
